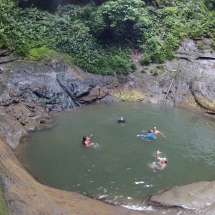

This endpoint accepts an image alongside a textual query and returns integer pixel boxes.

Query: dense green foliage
[205,0,215,10]
[1,0,215,74]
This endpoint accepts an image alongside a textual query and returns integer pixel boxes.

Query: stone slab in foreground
[148,181,215,214]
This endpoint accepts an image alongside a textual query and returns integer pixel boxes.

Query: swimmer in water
[117,116,125,123]
[149,150,168,170]
[82,134,94,147]
[151,126,166,137]
[143,126,165,137]
[117,117,125,126]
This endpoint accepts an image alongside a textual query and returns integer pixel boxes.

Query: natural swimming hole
[15,102,215,211]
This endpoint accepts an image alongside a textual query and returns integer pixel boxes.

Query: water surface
[15,102,215,210]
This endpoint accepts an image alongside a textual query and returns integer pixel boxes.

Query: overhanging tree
[89,0,145,43]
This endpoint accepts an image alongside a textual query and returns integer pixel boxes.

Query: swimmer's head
[153,126,157,130]
[82,136,87,143]
[163,158,168,163]
[147,130,151,133]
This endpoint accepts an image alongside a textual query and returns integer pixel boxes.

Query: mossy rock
[29,46,57,59]
[195,95,215,112]
[28,46,74,65]
[109,86,145,101]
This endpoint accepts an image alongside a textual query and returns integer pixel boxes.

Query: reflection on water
[15,102,215,211]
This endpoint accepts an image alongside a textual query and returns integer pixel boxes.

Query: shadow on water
[15,102,215,211]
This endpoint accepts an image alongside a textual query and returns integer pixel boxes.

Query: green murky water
[15,102,215,210]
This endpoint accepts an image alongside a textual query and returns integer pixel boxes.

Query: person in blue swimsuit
[137,130,156,140]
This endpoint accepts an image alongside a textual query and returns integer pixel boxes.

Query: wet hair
[82,136,87,144]
[147,130,151,133]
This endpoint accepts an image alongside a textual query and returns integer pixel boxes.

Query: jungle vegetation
[1,0,215,74]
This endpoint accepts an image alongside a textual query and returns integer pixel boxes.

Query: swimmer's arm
[87,134,94,141]
[156,150,162,160]
[159,131,166,137]
[90,134,94,145]
[161,133,166,138]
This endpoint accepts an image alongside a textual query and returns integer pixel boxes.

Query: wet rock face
[192,78,215,112]
[0,38,215,122]
[126,39,215,111]
[56,72,95,103]
[0,102,52,149]
[1,38,215,117]
[0,61,114,148]
[0,62,110,112]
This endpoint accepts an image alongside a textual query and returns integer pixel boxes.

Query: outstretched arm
[156,150,161,160]
[88,134,93,141]
[89,134,94,145]
[159,131,166,137]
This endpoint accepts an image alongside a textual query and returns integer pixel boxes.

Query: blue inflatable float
[137,132,156,140]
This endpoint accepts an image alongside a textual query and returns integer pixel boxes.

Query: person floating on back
[82,134,94,147]
[137,130,156,140]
